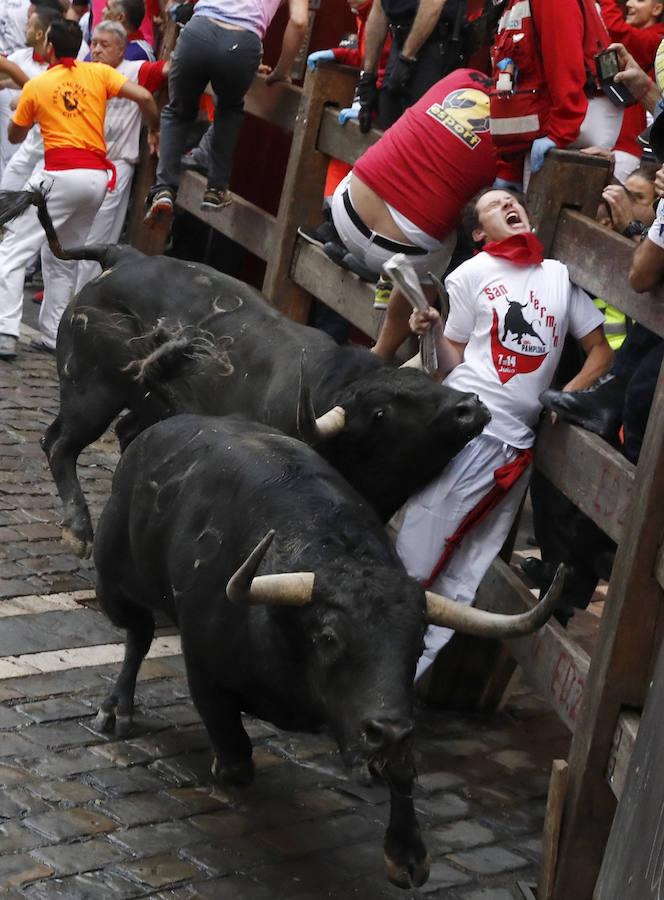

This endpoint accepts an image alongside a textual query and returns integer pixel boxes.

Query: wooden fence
[132,61,664,900]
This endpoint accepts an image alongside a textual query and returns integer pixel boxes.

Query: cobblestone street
[0,325,573,899]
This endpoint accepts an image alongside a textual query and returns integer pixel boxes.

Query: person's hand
[307,49,334,70]
[611,42,652,99]
[602,183,632,234]
[493,177,523,191]
[655,163,664,197]
[338,105,359,124]
[357,70,378,134]
[530,136,556,173]
[265,70,292,86]
[580,145,615,163]
[409,306,440,336]
[148,128,159,156]
[258,63,272,76]
[386,54,417,95]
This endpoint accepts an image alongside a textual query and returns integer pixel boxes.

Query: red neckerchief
[48,57,77,69]
[482,232,545,266]
[126,29,145,41]
[32,51,46,64]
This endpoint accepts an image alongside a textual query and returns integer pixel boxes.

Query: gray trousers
[155,15,262,193]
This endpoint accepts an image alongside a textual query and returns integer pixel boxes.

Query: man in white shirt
[395,188,613,681]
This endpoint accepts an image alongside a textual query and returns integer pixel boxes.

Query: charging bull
[0,190,489,558]
[93,413,563,890]
[502,300,545,346]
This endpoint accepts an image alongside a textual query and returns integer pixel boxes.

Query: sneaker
[342,252,379,283]
[144,189,174,225]
[0,333,16,359]
[322,241,349,268]
[201,188,232,211]
[297,221,340,248]
[29,337,55,354]
[373,276,393,310]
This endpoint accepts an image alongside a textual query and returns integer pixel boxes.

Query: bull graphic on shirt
[501,300,545,346]
[62,92,79,112]
[485,284,556,384]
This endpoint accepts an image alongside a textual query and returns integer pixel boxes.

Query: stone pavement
[0,327,575,899]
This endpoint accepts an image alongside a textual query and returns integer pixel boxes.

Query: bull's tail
[0,187,127,270]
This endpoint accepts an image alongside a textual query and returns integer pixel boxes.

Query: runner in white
[394,188,613,682]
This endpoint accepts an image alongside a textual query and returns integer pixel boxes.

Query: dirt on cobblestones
[0,333,569,898]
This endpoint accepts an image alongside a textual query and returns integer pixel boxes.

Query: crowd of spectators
[1,0,664,678]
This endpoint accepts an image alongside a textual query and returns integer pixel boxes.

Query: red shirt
[352,69,496,241]
[331,0,391,86]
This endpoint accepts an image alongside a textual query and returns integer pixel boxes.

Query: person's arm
[362,0,389,74]
[401,0,447,59]
[611,42,660,113]
[117,79,160,151]
[534,0,588,148]
[0,57,29,88]
[598,0,664,69]
[8,121,29,143]
[8,83,34,144]
[409,307,466,381]
[630,237,664,292]
[563,326,613,392]
[264,0,308,84]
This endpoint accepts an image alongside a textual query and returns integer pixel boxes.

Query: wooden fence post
[262,62,356,322]
[551,364,664,900]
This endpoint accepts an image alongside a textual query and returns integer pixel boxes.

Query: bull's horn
[226,530,315,606]
[296,351,346,443]
[425,564,565,638]
[314,406,345,438]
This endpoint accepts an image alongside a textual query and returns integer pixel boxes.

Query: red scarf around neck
[482,232,544,266]
[32,50,46,64]
[48,57,77,69]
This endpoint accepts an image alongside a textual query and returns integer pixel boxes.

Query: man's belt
[342,190,427,256]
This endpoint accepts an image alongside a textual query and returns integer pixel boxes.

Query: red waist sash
[44,148,117,191]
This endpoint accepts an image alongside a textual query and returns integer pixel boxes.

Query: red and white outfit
[331,68,497,278]
[598,0,664,181]
[75,59,166,290]
[490,0,623,183]
[0,47,47,178]
[394,235,604,678]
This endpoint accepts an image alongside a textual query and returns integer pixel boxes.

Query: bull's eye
[373,408,385,421]
[316,628,340,657]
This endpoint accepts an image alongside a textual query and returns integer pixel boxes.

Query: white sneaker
[0,333,17,359]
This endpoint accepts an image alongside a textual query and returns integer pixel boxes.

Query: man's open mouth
[506,210,523,227]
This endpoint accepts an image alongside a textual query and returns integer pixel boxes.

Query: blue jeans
[155,16,262,193]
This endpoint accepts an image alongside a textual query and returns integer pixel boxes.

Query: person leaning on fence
[144,0,307,221]
[0,17,159,361]
[328,68,496,361]
[391,187,612,684]
[490,0,624,189]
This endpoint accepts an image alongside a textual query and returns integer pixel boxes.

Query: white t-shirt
[443,252,604,449]
[0,0,29,55]
[104,59,146,164]
[648,198,664,249]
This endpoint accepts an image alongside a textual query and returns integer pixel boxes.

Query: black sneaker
[297,221,340,248]
[201,188,232,211]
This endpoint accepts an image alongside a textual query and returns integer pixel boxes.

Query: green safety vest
[594,298,627,350]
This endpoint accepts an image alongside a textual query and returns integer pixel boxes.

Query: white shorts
[330,174,456,280]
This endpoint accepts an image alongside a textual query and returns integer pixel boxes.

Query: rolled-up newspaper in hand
[383,254,437,374]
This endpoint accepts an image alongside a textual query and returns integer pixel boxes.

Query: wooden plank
[539,760,569,900]
[244,75,301,133]
[317,107,382,166]
[263,63,357,322]
[476,558,590,732]
[526,150,610,254]
[552,209,664,339]
[534,420,636,545]
[551,359,664,900]
[594,641,664,899]
[654,541,664,590]
[291,240,379,337]
[176,171,276,262]
[606,710,640,802]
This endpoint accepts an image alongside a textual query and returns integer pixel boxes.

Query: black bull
[94,414,563,889]
[6,191,489,558]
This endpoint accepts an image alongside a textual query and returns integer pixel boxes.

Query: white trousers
[1,134,44,192]
[0,167,107,346]
[74,160,134,292]
[393,432,531,679]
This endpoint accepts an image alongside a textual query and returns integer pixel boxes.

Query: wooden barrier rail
[132,62,664,899]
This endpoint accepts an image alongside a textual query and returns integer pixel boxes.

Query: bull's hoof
[92,707,116,733]
[115,714,133,738]
[211,754,254,787]
[62,526,92,559]
[384,851,431,889]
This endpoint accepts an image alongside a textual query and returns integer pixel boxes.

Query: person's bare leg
[373,283,437,361]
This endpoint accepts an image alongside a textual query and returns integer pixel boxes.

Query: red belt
[44,148,117,191]
[421,446,533,589]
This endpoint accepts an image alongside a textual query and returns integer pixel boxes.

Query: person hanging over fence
[144,0,308,221]
[0,17,159,360]
[392,187,612,683]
